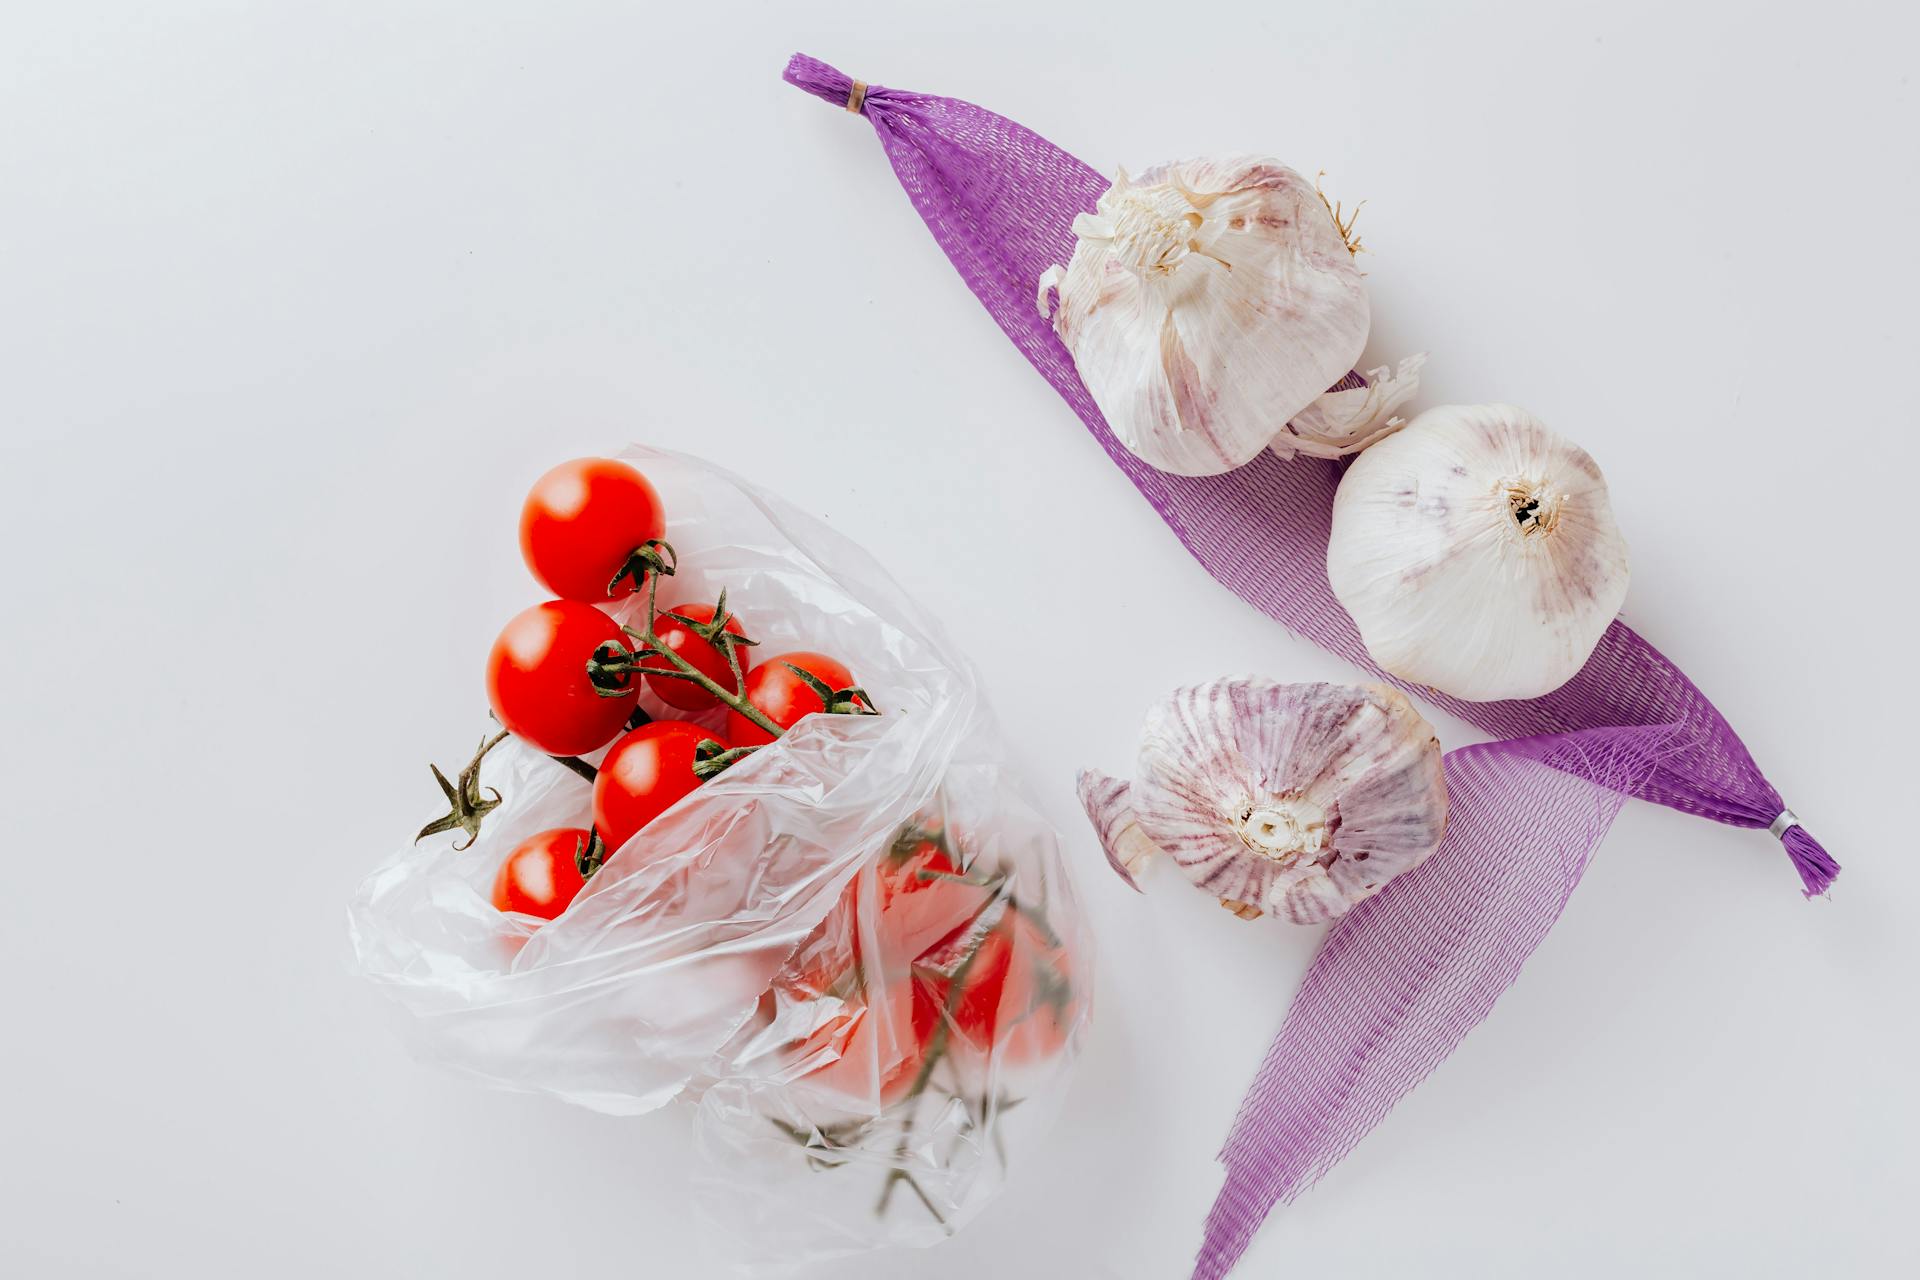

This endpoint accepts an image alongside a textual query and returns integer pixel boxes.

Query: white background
[3,2,1916,1276]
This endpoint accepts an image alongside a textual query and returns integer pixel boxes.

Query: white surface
[2,2,1915,1276]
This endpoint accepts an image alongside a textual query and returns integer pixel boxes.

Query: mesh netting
[784,54,1834,1278]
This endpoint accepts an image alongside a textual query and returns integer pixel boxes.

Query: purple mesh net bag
[783,54,1836,1277]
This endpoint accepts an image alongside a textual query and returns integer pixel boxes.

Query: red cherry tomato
[778,898,865,1003]
[593,720,725,852]
[872,837,990,967]
[914,909,1076,1065]
[640,603,751,711]
[490,827,590,921]
[725,651,864,746]
[485,601,635,756]
[779,836,983,999]
[519,457,667,602]
[789,982,924,1107]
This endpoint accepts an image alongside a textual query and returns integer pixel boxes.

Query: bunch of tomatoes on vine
[423,456,880,916]
[414,457,1077,1167]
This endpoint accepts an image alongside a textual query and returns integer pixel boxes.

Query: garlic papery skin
[1037,159,1369,476]
[1271,353,1426,461]
[1326,404,1630,702]
[1075,770,1161,891]
[1119,678,1447,924]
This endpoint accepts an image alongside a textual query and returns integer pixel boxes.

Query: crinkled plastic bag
[349,445,1090,1267]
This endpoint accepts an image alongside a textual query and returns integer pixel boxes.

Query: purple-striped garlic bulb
[1078,678,1448,924]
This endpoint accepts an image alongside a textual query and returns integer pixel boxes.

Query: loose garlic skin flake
[1080,679,1448,924]
[1038,159,1369,476]
[1076,769,1157,891]
[1327,404,1630,702]
[1272,353,1426,461]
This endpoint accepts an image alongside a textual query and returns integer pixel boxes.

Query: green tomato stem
[876,901,1002,1216]
[627,571,787,740]
[547,753,598,783]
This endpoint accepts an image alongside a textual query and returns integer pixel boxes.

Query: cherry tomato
[914,909,1076,1065]
[778,836,983,999]
[773,828,1071,1108]
[640,603,751,711]
[725,651,865,746]
[787,981,924,1107]
[593,720,726,852]
[490,827,590,920]
[778,898,864,1003]
[519,457,667,602]
[485,601,635,756]
[871,837,990,967]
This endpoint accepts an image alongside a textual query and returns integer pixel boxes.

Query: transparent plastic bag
[348,445,1090,1266]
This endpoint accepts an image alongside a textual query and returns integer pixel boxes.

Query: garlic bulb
[1078,679,1447,924]
[1037,159,1369,476]
[1326,404,1630,702]
[1271,353,1426,460]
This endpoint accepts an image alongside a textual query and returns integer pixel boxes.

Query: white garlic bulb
[1271,353,1427,460]
[1078,679,1448,924]
[1037,158,1369,476]
[1326,404,1630,702]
